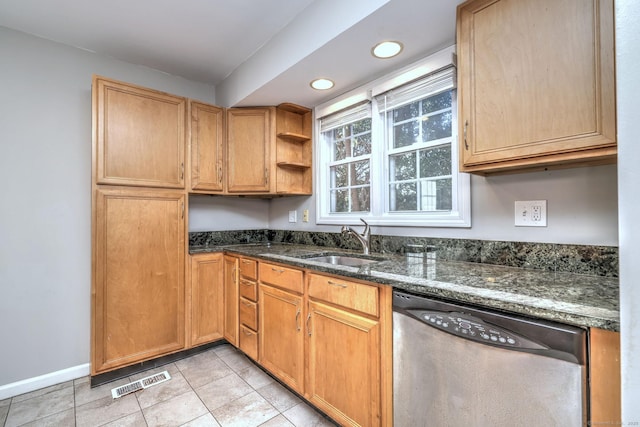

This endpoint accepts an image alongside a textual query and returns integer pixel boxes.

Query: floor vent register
[111,370,171,399]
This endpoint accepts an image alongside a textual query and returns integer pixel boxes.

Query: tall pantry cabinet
[91,76,188,375]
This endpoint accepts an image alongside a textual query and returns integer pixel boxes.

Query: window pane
[350,160,370,185]
[393,101,420,122]
[351,187,371,212]
[390,182,417,211]
[419,178,452,211]
[331,164,347,188]
[422,91,452,114]
[331,189,349,212]
[351,118,371,134]
[390,151,416,181]
[422,111,452,142]
[420,145,452,178]
[393,121,419,148]
[352,134,371,156]
[333,139,347,161]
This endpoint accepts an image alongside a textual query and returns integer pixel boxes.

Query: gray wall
[0,27,217,387]
[266,165,618,246]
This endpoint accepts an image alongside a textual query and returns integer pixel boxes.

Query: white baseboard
[0,363,90,400]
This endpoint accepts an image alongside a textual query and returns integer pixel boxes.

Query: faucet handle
[359,218,370,236]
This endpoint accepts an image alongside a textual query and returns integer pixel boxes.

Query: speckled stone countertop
[191,243,619,331]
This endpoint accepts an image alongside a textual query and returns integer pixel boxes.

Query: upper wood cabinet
[92,188,185,374]
[226,103,313,195]
[93,76,186,188]
[226,107,275,193]
[457,0,616,174]
[190,102,224,192]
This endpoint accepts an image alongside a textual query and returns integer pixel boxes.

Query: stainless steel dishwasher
[393,291,587,427]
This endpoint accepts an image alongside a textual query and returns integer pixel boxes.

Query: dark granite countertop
[191,243,619,331]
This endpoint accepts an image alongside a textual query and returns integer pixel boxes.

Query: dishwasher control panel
[409,310,547,350]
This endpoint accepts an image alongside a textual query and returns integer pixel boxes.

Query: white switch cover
[288,210,297,223]
[514,200,547,227]
[302,209,309,222]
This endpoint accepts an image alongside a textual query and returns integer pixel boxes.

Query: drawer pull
[295,308,301,331]
[271,268,285,274]
[327,280,348,289]
[306,313,312,336]
[241,300,253,307]
[242,281,254,286]
[243,328,254,336]
[242,260,252,264]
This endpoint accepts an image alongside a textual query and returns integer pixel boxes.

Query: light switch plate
[288,210,297,223]
[302,209,309,222]
[515,200,547,227]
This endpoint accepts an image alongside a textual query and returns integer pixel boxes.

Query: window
[315,48,470,227]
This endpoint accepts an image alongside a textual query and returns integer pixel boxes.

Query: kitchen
[0,0,638,426]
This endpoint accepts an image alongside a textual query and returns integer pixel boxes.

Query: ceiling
[0,0,461,107]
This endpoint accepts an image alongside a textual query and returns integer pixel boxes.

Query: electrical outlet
[514,200,547,227]
[288,210,297,223]
[302,209,309,222]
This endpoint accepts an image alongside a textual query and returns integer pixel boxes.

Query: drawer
[259,262,303,294]
[239,278,258,301]
[239,324,258,361]
[308,273,379,317]
[239,297,258,330]
[239,258,257,280]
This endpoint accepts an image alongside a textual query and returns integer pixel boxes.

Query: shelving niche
[276,103,312,195]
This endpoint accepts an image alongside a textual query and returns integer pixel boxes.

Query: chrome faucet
[341,218,371,255]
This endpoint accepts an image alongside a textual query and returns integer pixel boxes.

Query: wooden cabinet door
[226,107,274,193]
[457,0,616,173]
[92,188,185,374]
[190,253,224,346]
[307,300,381,427]
[190,101,224,192]
[259,284,304,392]
[93,76,186,188]
[223,255,239,346]
[589,328,621,424]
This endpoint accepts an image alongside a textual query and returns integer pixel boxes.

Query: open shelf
[277,161,311,170]
[277,132,310,143]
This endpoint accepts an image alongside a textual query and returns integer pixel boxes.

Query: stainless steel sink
[303,255,380,267]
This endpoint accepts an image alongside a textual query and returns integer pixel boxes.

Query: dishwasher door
[393,292,586,427]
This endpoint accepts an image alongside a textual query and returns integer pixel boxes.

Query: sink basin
[304,255,380,267]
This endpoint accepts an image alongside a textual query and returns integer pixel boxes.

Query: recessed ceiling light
[310,78,335,90]
[371,41,404,59]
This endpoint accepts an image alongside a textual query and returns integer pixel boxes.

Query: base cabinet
[92,188,185,374]
[190,253,224,346]
[307,300,381,427]
[259,284,305,392]
[253,262,391,427]
[589,328,621,424]
[223,255,239,346]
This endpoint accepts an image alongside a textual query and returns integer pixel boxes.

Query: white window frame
[314,45,471,227]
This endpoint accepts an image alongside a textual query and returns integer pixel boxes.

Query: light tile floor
[1,344,338,427]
